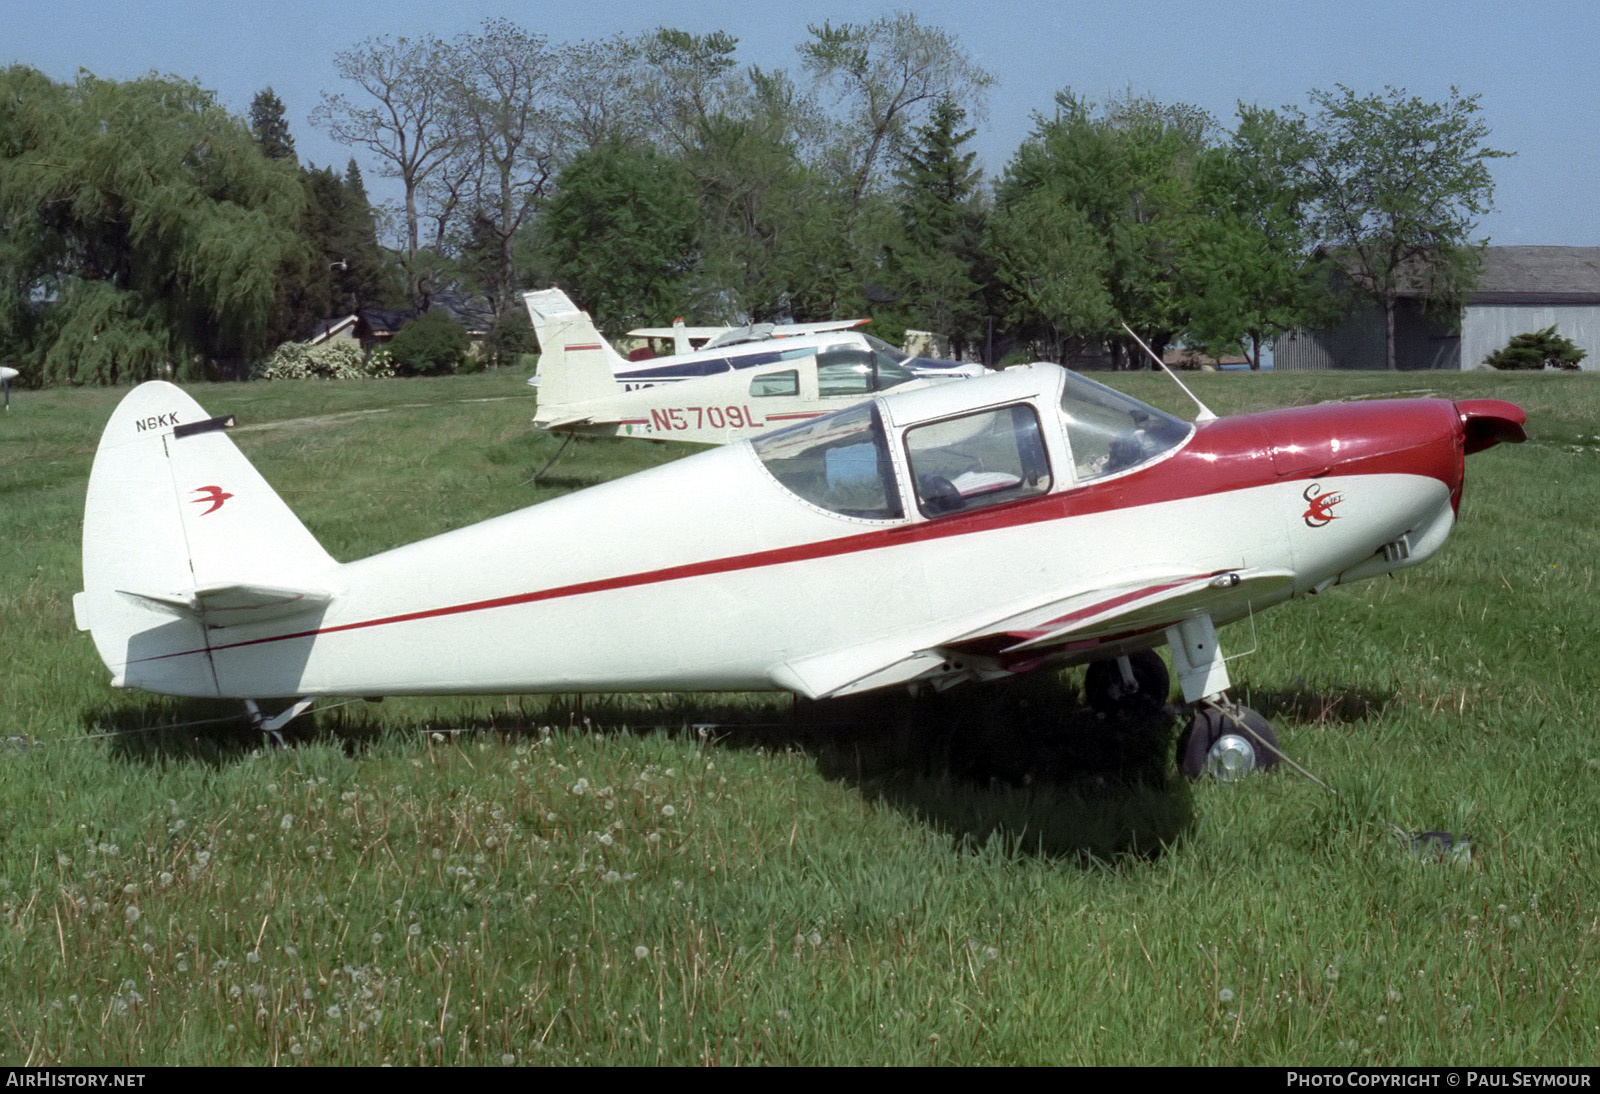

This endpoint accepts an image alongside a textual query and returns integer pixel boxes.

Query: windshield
[750,402,903,520]
[1059,371,1192,481]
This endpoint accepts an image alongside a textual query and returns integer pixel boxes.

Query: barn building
[1275,245,1600,371]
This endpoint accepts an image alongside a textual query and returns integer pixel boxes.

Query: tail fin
[522,289,628,425]
[74,382,337,697]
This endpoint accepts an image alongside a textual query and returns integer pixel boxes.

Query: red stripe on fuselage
[132,398,1465,666]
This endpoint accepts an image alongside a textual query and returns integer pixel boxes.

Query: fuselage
[122,365,1520,701]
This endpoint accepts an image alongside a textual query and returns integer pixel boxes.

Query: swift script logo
[1302,483,1343,527]
[191,485,234,515]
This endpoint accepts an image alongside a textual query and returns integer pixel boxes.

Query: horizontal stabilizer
[118,582,332,629]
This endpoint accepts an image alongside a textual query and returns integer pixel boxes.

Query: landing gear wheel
[1177,704,1278,779]
[1084,650,1170,715]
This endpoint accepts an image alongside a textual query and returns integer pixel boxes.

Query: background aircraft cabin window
[816,347,916,396]
[751,402,903,520]
[905,404,1051,517]
[749,370,800,398]
[1059,372,1191,481]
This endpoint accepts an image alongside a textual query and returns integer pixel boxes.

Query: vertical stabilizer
[523,290,629,424]
[75,382,338,696]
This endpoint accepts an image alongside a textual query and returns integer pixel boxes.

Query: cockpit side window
[750,369,799,397]
[751,402,903,520]
[905,404,1051,518]
[1059,372,1191,481]
[816,346,916,396]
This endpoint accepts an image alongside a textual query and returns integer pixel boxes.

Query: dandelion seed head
[661,804,676,817]
[634,945,650,961]
[280,814,294,831]
[1218,988,1235,1003]
[124,905,141,924]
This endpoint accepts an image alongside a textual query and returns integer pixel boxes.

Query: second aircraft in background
[523,288,986,445]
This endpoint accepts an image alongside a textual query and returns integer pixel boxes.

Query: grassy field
[1,365,1597,1065]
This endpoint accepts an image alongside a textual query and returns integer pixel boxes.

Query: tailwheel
[1176,703,1278,780]
[1084,650,1170,716]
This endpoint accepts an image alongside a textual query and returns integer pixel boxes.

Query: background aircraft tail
[523,289,629,421]
[74,382,338,696]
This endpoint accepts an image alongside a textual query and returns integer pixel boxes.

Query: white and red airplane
[525,289,984,445]
[74,364,1524,774]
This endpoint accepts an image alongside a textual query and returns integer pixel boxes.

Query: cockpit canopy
[751,366,1193,521]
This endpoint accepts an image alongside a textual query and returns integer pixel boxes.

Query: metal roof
[1469,246,1600,305]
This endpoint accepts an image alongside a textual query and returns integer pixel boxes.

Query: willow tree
[0,67,307,383]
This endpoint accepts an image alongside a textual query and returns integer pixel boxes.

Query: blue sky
[7,0,1598,246]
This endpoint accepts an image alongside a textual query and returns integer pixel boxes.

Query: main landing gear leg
[245,697,316,747]
[1166,615,1278,780]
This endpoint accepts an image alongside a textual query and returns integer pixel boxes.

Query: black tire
[1084,650,1170,715]
[1176,705,1278,779]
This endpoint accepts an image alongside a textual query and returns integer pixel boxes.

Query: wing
[769,567,1295,699]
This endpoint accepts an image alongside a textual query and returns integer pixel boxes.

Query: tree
[880,98,989,356]
[442,19,563,320]
[249,87,297,162]
[384,310,470,375]
[313,34,463,308]
[800,12,993,217]
[992,92,1214,365]
[636,28,744,156]
[680,65,846,322]
[1294,85,1509,370]
[1484,326,1586,370]
[0,66,307,383]
[1179,105,1325,368]
[535,141,700,332]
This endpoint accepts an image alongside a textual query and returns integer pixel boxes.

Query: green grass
[2,367,1598,1064]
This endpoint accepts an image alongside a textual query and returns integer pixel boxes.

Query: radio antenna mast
[1120,322,1217,422]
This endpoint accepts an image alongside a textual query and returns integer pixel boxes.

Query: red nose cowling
[1456,399,1528,454]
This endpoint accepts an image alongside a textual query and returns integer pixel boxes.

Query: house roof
[308,315,358,345]
[1469,246,1600,306]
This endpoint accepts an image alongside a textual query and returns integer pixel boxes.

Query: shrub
[384,311,471,376]
[253,339,393,380]
[1484,326,1587,370]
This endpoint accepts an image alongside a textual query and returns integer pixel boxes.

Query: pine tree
[883,98,988,357]
[250,87,297,162]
